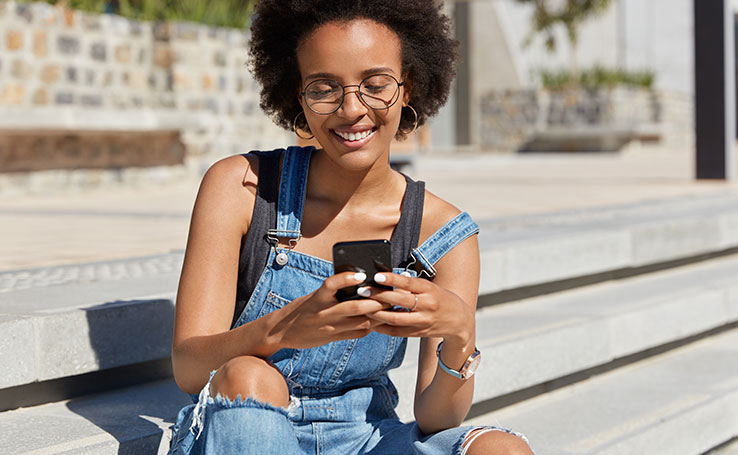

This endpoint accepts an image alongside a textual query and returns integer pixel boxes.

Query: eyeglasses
[300,74,404,115]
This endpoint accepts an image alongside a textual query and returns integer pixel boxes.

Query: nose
[337,86,368,119]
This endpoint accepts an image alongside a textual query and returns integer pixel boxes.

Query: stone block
[154,47,174,68]
[630,217,722,266]
[62,8,75,28]
[40,64,60,84]
[6,29,24,51]
[10,59,32,79]
[32,29,47,57]
[80,94,103,107]
[114,44,132,63]
[1,83,25,105]
[81,13,101,31]
[55,92,75,105]
[31,88,48,105]
[90,42,106,61]
[0,315,36,388]
[66,66,78,83]
[202,74,213,91]
[57,35,80,55]
[84,68,96,85]
[15,3,33,22]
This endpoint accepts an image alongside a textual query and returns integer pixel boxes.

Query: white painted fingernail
[357,286,371,297]
[354,272,367,282]
[373,273,387,283]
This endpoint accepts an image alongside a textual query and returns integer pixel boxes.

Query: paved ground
[1,147,737,272]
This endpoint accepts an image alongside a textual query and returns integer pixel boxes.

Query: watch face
[462,351,481,379]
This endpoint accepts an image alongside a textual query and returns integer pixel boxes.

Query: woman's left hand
[362,272,475,345]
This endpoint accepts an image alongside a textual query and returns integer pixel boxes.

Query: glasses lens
[305,79,343,114]
[360,75,400,110]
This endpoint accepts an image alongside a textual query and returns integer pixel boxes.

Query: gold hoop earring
[403,105,419,135]
[293,111,314,140]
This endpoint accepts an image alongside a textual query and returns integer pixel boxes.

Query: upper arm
[173,154,259,348]
[415,191,481,393]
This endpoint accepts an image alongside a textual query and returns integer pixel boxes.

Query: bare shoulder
[195,154,260,235]
[418,188,462,244]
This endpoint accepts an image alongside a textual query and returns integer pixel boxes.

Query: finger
[358,287,418,311]
[372,272,429,294]
[365,308,424,327]
[371,323,424,338]
[331,298,391,316]
[320,271,368,295]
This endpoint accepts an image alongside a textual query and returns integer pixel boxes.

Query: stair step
[465,328,738,455]
[478,192,738,294]
[0,253,181,390]
[390,253,738,420]
[0,380,190,455]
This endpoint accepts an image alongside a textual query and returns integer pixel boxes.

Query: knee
[463,429,533,455]
[210,356,289,408]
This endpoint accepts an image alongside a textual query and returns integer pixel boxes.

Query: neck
[307,149,403,211]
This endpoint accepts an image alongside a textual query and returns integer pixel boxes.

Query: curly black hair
[248,0,457,138]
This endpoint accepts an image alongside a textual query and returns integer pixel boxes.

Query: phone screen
[333,239,392,301]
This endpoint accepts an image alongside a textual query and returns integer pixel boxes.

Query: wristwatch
[436,341,481,380]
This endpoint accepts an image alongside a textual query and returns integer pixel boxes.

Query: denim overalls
[169,147,527,455]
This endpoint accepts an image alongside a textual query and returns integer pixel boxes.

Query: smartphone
[332,239,393,301]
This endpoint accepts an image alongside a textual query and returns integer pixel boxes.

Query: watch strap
[436,341,481,380]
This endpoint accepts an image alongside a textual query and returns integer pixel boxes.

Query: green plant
[540,66,655,90]
[515,0,613,81]
[17,0,256,28]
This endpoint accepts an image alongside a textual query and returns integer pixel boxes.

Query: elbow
[171,347,208,395]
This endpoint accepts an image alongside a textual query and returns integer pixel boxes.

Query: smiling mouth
[332,128,376,142]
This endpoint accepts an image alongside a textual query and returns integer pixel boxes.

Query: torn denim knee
[189,369,295,441]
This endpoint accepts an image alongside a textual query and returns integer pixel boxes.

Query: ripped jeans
[168,371,530,455]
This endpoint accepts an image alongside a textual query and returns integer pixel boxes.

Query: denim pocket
[257,291,291,319]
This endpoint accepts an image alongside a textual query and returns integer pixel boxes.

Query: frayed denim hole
[456,426,533,455]
[210,393,291,418]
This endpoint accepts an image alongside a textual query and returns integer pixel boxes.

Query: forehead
[297,19,403,80]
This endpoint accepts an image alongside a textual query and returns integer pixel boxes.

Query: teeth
[336,129,373,141]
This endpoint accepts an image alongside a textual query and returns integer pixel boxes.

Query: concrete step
[477,191,738,294]
[0,379,190,455]
[707,438,738,455]
[0,253,181,390]
[465,327,738,455]
[390,252,738,420]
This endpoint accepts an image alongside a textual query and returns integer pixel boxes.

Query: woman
[169,1,533,454]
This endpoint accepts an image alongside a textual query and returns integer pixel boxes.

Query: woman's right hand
[266,271,389,350]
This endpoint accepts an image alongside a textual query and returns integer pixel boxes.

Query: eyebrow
[304,67,398,81]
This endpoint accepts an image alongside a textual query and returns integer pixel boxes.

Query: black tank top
[232,149,425,328]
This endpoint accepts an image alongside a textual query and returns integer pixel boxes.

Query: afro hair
[248,0,458,138]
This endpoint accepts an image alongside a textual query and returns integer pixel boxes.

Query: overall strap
[233,149,283,328]
[271,146,314,240]
[410,212,480,279]
[390,174,425,268]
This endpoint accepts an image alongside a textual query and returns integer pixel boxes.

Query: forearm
[172,312,283,394]
[414,338,477,434]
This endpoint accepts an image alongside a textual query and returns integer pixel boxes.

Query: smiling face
[296,19,407,170]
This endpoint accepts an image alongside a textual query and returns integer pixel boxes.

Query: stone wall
[479,87,694,153]
[0,1,290,193]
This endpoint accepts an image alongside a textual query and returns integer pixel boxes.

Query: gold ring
[410,294,418,312]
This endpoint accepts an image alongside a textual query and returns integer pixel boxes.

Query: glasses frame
[300,74,405,115]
